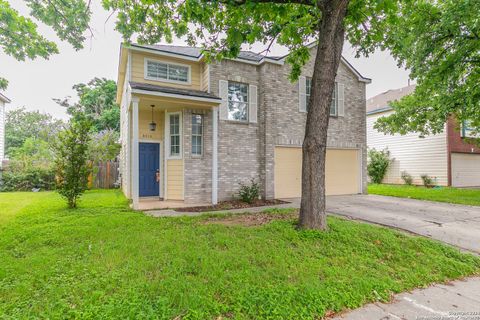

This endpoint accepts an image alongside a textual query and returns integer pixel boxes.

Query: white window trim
[330,82,338,117]
[303,78,339,117]
[144,58,192,85]
[166,111,183,160]
[227,81,249,122]
[191,114,204,157]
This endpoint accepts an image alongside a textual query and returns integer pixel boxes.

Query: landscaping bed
[175,198,288,212]
[1,190,479,319]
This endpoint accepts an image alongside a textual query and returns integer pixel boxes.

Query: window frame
[191,114,204,157]
[227,81,249,122]
[167,112,183,159]
[144,58,192,85]
[305,77,338,116]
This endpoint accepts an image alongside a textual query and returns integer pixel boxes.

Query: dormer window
[145,58,190,84]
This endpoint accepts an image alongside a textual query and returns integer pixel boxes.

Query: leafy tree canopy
[55,78,120,132]
[88,129,121,163]
[5,107,65,156]
[0,0,91,89]
[102,0,399,81]
[8,137,53,171]
[375,0,480,135]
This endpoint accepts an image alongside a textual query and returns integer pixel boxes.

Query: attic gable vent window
[145,59,190,84]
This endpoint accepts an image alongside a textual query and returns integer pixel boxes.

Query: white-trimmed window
[169,114,181,156]
[145,59,190,83]
[306,77,338,116]
[227,82,248,121]
[191,114,203,156]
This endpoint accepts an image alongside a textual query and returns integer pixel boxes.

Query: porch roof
[130,82,221,102]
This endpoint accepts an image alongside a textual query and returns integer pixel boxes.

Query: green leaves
[55,78,120,133]
[0,0,58,61]
[0,0,92,89]
[376,0,480,135]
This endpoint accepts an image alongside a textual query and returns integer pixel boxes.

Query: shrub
[367,148,391,184]
[420,174,436,188]
[52,115,91,208]
[0,167,56,191]
[238,178,260,204]
[401,171,413,185]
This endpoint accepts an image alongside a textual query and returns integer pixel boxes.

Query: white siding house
[367,110,448,186]
[0,93,10,167]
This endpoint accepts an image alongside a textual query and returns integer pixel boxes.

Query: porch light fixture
[149,105,157,131]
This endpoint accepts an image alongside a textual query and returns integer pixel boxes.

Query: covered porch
[122,82,221,210]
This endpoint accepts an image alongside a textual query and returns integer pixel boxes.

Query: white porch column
[125,107,131,198]
[212,107,218,204]
[132,97,140,209]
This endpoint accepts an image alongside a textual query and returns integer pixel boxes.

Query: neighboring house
[0,93,10,168]
[367,85,480,187]
[116,43,371,208]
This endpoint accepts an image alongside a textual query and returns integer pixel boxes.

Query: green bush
[0,167,56,191]
[421,174,435,188]
[367,148,391,184]
[53,115,91,208]
[401,171,413,185]
[238,178,260,204]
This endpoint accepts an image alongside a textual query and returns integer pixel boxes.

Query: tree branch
[215,0,315,6]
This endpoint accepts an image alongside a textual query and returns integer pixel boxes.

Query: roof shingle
[130,81,221,100]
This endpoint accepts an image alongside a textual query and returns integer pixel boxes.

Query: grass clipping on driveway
[1,190,479,319]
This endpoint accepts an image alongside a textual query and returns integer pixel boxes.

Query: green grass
[369,184,480,206]
[0,190,479,319]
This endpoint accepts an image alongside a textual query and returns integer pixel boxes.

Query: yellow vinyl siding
[131,51,202,90]
[167,159,184,200]
[274,147,360,198]
[138,108,164,141]
[201,63,209,91]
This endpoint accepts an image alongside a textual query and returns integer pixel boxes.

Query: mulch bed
[175,199,289,212]
[202,211,298,227]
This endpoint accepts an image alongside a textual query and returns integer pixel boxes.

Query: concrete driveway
[326,194,480,254]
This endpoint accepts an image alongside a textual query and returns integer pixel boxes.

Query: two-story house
[0,93,10,168]
[367,85,480,187]
[116,43,370,209]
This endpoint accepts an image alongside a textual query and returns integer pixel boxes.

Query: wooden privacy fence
[88,161,120,189]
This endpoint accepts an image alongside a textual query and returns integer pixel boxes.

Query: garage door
[274,147,360,198]
[451,153,480,187]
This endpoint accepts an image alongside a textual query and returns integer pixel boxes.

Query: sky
[1,0,411,120]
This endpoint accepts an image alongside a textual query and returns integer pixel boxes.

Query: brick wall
[446,117,480,186]
[195,48,367,201]
[209,60,262,200]
[183,108,214,203]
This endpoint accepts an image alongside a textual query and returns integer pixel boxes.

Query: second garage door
[451,153,480,187]
[274,147,360,198]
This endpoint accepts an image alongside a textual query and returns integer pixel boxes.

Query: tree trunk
[299,0,349,230]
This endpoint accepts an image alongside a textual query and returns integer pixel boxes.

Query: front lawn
[1,190,479,319]
[369,183,480,206]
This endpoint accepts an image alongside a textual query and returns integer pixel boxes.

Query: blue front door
[139,143,160,197]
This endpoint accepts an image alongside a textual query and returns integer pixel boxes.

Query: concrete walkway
[332,277,480,320]
[146,195,480,320]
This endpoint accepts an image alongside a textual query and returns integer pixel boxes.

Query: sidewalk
[332,277,480,320]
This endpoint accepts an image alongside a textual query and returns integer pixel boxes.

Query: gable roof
[126,43,371,83]
[0,93,10,103]
[367,84,416,114]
